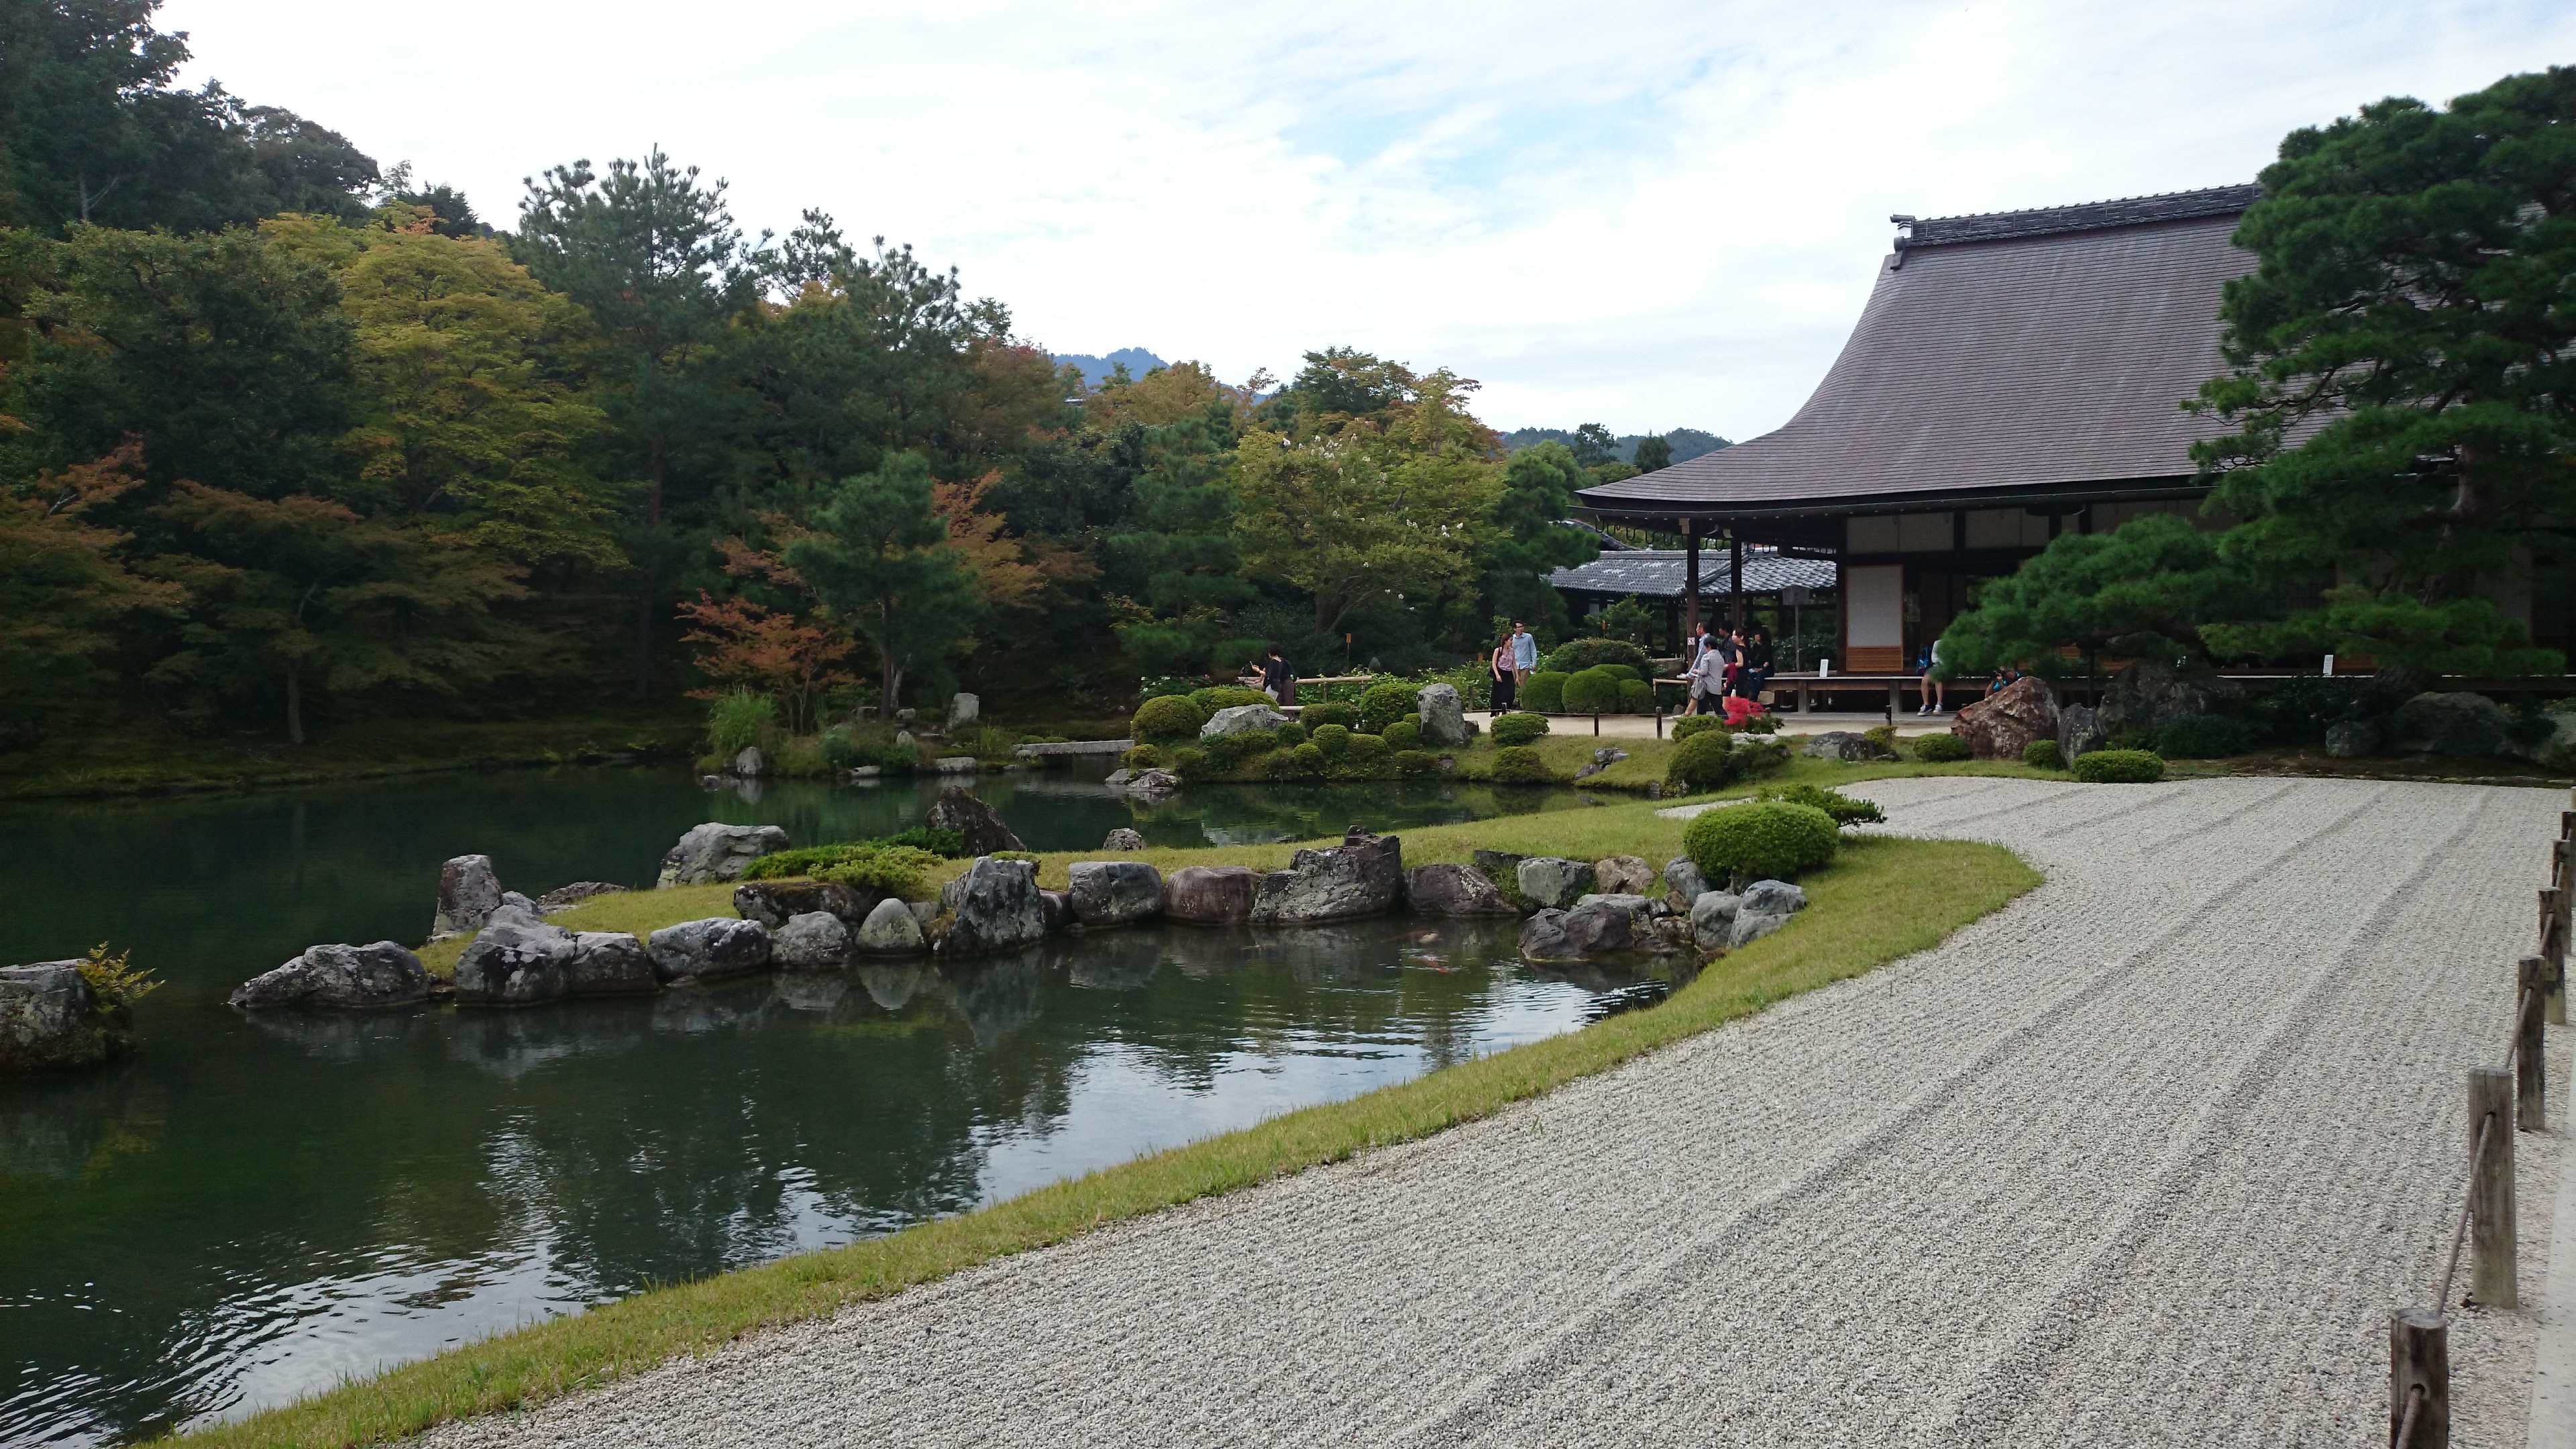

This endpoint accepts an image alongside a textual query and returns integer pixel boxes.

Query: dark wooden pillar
[1682,520,1701,640]
[1729,532,1746,631]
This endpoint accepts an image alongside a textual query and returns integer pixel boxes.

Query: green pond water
[0,765,1651,1445]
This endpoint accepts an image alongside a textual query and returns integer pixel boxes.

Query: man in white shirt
[1687,641,1727,715]
[1509,621,1538,684]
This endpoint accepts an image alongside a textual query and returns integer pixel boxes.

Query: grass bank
[190,806,2039,1448]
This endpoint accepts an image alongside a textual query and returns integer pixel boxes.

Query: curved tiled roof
[1582,184,2257,515]
[1550,547,1837,599]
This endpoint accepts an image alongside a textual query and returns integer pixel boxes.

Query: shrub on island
[1491,745,1561,783]
[1752,782,1884,826]
[1489,712,1550,747]
[1132,695,1208,745]
[1683,800,1839,883]
[1302,701,1358,730]
[1381,717,1423,752]
[2072,748,2166,783]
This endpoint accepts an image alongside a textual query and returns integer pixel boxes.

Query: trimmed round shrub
[1132,695,1208,745]
[1168,745,1210,777]
[1189,685,1273,715]
[1597,663,1644,682]
[2073,748,2166,783]
[1204,731,1280,770]
[1754,782,1884,826]
[1616,679,1654,713]
[1911,731,1974,762]
[1122,743,1167,770]
[1683,801,1840,883]
[2023,739,2066,771]
[1521,670,1570,713]
[1562,666,1625,714]
[1288,742,1327,775]
[1381,717,1424,752]
[1730,735,1792,782]
[1359,681,1424,733]
[1309,722,1351,759]
[1489,712,1550,747]
[1664,732,1739,792]
[1393,749,1439,775]
[1302,701,1358,730]
[1492,745,1560,783]
[2156,714,2254,759]
[1341,733,1391,774]
[1273,721,1308,747]
[1541,638,1653,676]
[1670,715,1726,743]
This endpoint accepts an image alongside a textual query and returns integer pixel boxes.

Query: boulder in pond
[1802,731,1894,763]
[656,822,792,888]
[1562,895,1666,955]
[1251,827,1403,925]
[1953,676,2059,761]
[1039,888,1072,934]
[432,854,504,941]
[1067,861,1163,927]
[1102,827,1147,851]
[732,745,767,777]
[1592,855,1654,896]
[453,917,578,1005]
[645,918,773,985]
[1519,908,1578,961]
[1403,863,1519,916]
[1663,857,1712,912]
[0,962,132,1074]
[942,857,1046,955]
[1690,890,1742,949]
[1201,702,1290,740]
[853,897,928,955]
[1120,767,1183,800]
[230,942,428,1010]
[1417,682,1469,747]
[2385,691,2508,757]
[1165,865,1262,924]
[1515,857,1595,911]
[926,785,1024,857]
[771,912,853,971]
[566,932,656,996]
[950,692,979,727]
[733,878,890,930]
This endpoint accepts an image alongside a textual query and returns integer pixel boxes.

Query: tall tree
[516,147,761,694]
[1631,434,1673,472]
[2191,65,2576,675]
[1478,440,1599,636]
[1935,515,2272,676]
[0,443,182,734]
[782,453,983,712]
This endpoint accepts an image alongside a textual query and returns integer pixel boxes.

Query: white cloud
[160,0,2576,436]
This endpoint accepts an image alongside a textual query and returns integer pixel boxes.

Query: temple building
[1575,184,2261,675]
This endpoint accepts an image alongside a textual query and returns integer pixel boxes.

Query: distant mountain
[1499,427,1730,465]
[1053,347,1170,388]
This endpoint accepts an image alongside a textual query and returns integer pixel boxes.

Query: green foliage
[1122,743,1166,770]
[745,842,944,897]
[1302,701,1358,730]
[1670,716,1725,743]
[1864,724,1900,757]
[1201,729,1280,770]
[1289,741,1327,775]
[1273,721,1308,747]
[2023,739,2067,771]
[1938,516,2269,676]
[1683,802,1839,883]
[1664,733,1738,792]
[2073,749,2167,784]
[1910,732,1973,762]
[1616,679,1654,713]
[1309,722,1351,759]
[1489,712,1550,747]
[775,735,833,777]
[1359,680,1424,733]
[1130,695,1208,745]
[2156,714,2255,759]
[1188,686,1272,714]
[1168,745,1210,778]
[1340,733,1391,775]
[1394,749,1439,775]
[1752,784,1885,826]
[1520,670,1569,713]
[704,689,776,757]
[77,943,160,1010]
[1541,638,1653,676]
[1479,441,1598,638]
[786,453,986,714]
[1562,666,1625,714]
[1491,745,1560,783]
[1380,717,1423,752]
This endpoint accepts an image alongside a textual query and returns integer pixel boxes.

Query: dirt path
[421,777,2566,1448]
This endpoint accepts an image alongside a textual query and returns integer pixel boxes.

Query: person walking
[1488,635,1518,715]
[1509,621,1538,688]
[1737,623,1774,702]
[1915,638,1945,714]
[1259,643,1296,708]
[1686,633,1728,715]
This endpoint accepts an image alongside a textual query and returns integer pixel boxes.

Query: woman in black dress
[1488,635,1518,715]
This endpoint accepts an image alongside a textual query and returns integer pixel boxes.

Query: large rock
[1418,683,1468,747]
[950,692,979,727]
[0,962,131,1074]
[1515,857,1595,911]
[1663,857,1713,912]
[1120,768,1183,800]
[852,896,928,955]
[1592,855,1655,896]
[1727,878,1810,949]
[645,918,773,984]
[1403,863,1519,917]
[1165,865,1263,924]
[2324,718,2381,759]
[656,822,792,888]
[1251,828,1403,925]
[454,917,579,1005]
[1690,890,1742,949]
[1519,909,1578,961]
[1102,828,1148,851]
[1202,703,1291,740]
[733,878,890,930]
[943,857,1046,955]
[231,942,428,1010]
[1038,888,1072,934]
[1519,896,1664,959]
[927,785,1025,856]
[732,746,767,777]
[2385,692,2508,757]
[1802,731,1894,763]
[1067,861,1164,927]
[1953,676,2059,761]
[2057,703,2107,761]
[432,855,505,941]
[566,932,656,996]
[772,912,853,971]
[2101,656,2243,738]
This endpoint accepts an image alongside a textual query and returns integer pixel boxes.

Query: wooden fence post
[2389,1307,2448,1448]
[2518,957,2548,1132]
[2469,1067,2517,1308]
[2551,886,2571,1028]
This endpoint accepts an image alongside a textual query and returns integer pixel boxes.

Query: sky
[160,0,2576,439]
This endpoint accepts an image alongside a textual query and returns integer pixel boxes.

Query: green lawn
[182,802,2039,1448]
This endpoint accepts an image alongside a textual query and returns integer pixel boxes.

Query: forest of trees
[0,2,1629,750]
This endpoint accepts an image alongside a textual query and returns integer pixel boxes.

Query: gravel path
[419,777,2567,1448]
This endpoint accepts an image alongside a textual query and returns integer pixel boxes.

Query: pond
[0,765,1649,1445]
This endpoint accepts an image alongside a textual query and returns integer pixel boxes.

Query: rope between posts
[2433,1109,2493,1313]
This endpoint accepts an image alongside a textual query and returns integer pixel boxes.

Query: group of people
[1682,621,1772,715]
